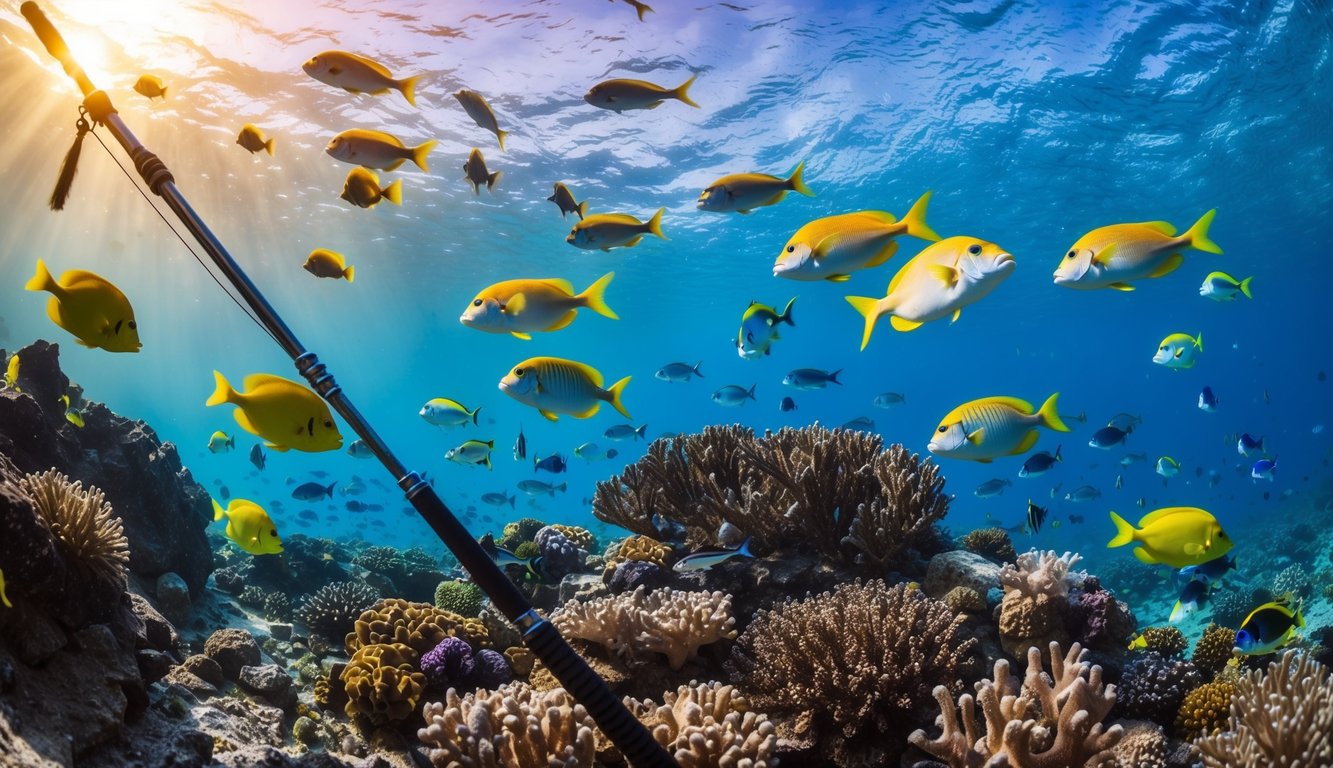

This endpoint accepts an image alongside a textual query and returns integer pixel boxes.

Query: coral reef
[1114,652,1203,725]
[909,641,1123,767]
[625,681,778,767]
[472,649,514,689]
[1138,626,1188,657]
[996,550,1080,658]
[549,523,596,553]
[551,585,736,670]
[433,579,485,617]
[604,535,671,572]
[729,580,977,763]
[1067,582,1137,657]
[959,527,1017,564]
[498,517,545,551]
[1210,588,1251,628]
[504,646,535,678]
[19,468,130,589]
[420,636,475,689]
[297,581,380,643]
[345,598,489,657]
[418,683,597,766]
[1271,562,1312,599]
[1111,720,1169,768]
[1176,680,1236,739]
[593,425,948,570]
[534,525,589,579]
[943,585,987,613]
[341,642,426,726]
[1191,624,1237,677]
[1194,651,1333,766]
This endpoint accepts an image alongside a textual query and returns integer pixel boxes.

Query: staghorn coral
[1176,680,1236,739]
[498,517,545,551]
[1114,652,1202,725]
[996,550,1081,658]
[418,683,596,767]
[263,591,292,622]
[346,598,489,657]
[729,580,976,759]
[434,579,486,618]
[297,581,380,643]
[1138,626,1188,657]
[960,527,1017,564]
[20,468,129,588]
[909,641,1123,767]
[550,586,735,670]
[238,585,266,607]
[1192,624,1237,677]
[341,642,426,726]
[625,681,778,767]
[592,425,948,569]
[1194,651,1333,766]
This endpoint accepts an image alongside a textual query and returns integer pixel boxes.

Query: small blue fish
[1089,426,1129,449]
[517,479,566,496]
[249,443,266,471]
[1198,386,1218,412]
[841,416,874,431]
[1064,485,1101,502]
[974,478,1012,498]
[604,424,647,441]
[779,396,797,412]
[1178,554,1236,586]
[1018,445,1062,478]
[1235,600,1304,655]
[873,392,906,408]
[672,538,754,572]
[655,361,704,382]
[1156,456,1181,478]
[292,481,336,501]
[481,492,515,508]
[1237,433,1264,457]
[534,453,568,474]
[347,439,374,459]
[712,384,757,406]
[782,368,841,390]
[1119,452,1147,466]
[1250,458,1277,482]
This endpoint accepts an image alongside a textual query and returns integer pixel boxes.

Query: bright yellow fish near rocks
[325,129,435,172]
[928,393,1069,462]
[460,273,618,339]
[25,260,141,352]
[4,354,18,391]
[845,236,1014,349]
[1053,210,1222,291]
[698,162,814,214]
[206,371,342,452]
[302,50,418,106]
[212,498,283,555]
[1108,506,1231,568]
[774,192,939,282]
[567,210,665,250]
[499,357,630,422]
[340,167,402,208]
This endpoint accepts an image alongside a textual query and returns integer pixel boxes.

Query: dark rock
[269,623,292,641]
[203,628,260,681]
[605,560,668,594]
[128,592,179,652]
[181,653,225,688]
[155,572,191,623]
[5,607,69,665]
[162,666,218,698]
[137,649,176,685]
[237,664,293,706]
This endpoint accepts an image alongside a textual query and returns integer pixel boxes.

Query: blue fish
[779,396,797,412]
[534,453,568,474]
[1198,386,1218,412]
[1250,458,1277,482]
[292,481,336,501]
[249,443,266,471]
[1237,433,1264,456]
[1018,445,1062,478]
[1088,426,1128,449]
[1170,579,1210,623]
[1177,554,1236,586]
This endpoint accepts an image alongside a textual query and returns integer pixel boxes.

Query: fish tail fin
[487,171,502,190]
[1037,392,1070,432]
[397,75,419,107]
[692,361,704,378]
[484,454,492,471]
[212,498,225,522]
[264,138,275,156]
[471,406,481,425]
[205,370,235,407]
[1107,510,1136,548]
[227,435,235,449]
[1194,332,1203,351]
[746,383,756,401]
[25,259,60,296]
[1169,599,1187,623]
[1184,208,1222,254]
[508,494,515,509]
[738,537,754,558]
[901,190,942,242]
[161,87,167,99]
[635,1,653,21]
[576,201,588,219]
[412,139,437,172]
[1239,276,1253,299]
[382,179,403,206]
[343,265,355,283]
[607,376,632,419]
[635,424,647,440]
[788,161,815,197]
[579,272,619,319]
[326,482,336,497]
[829,369,842,385]
[674,73,699,108]
[1054,444,1062,462]
[778,296,796,327]
[844,295,881,351]
[496,130,507,152]
[647,207,667,239]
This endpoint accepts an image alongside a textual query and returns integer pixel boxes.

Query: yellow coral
[1192,624,1237,677]
[1176,681,1236,739]
[604,535,671,575]
[1139,625,1188,657]
[345,598,489,656]
[550,523,596,552]
[341,642,426,725]
[503,646,535,677]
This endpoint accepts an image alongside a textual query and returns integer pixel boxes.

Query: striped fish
[499,356,630,422]
[927,393,1069,462]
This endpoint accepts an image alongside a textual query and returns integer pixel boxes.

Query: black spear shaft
[18,3,674,764]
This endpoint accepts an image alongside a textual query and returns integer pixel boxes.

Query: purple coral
[534,525,587,579]
[1069,587,1135,653]
[472,649,513,689]
[1113,651,1202,726]
[420,637,475,689]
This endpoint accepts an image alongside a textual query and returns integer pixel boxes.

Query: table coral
[341,642,426,726]
[625,681,778,767]
[550,585,735,670]
[1194,651,1333,766]
[909,641,1123,767]
[418,683,596,767]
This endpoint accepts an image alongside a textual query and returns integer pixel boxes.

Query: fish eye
[128,321,137,330]
[937,425,947,433]
[473,299,482,307]
[323,420,333,428]
[786,245,795,253]
[515,367,525,376]
[746,332,754,343]
[968,244,982,255]
[270,529,278,537]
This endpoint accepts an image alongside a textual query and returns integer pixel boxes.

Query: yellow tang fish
[25,260,142,352]
[499,356,630,422]
[774,191,939,282]
[302,50,418,106]
[133,74,167,99]
[454,89,508,151]
[567,209,665,251]
[584,74,698,112]
[845,236,1014,349]
[1053,210,1222,291]
[212,498,283,555]
[459,273,618,339]
[1153,332,1202,369]
[205,371,342,452]
[303,249,355,282]
[4,354,18,390]
[463,148,501,194]
[340,167,402,209]
[325,129,435,172]
[698,161,815,214]
[1107,506,1232,569]
[928,393,1069,462]
[237,124,274,156]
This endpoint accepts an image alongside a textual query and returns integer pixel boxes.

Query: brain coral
[341,642,426,725]
[432,579,485,618]
[346,598,488,656]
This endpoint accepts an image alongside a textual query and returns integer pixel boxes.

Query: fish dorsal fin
[510,331,532,340]
[1147,253,1184,279]
[540,278,575,293]
[1139,220,1177,236]
[982,396,1035,414]
[566,359,604,387]
[241,373,292,394]
[951,308,962,324]
[1137,506,1196,527]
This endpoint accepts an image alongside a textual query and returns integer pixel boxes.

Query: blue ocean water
[0,0,1329,593]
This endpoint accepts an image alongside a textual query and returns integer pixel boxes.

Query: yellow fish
[206,371,342,452]
[697,162,815,214]
[212,498,283,555]
[65,409,85,428]
[0,568,10,608]
[237,124,275,156]
[454,90,508,151]
[340,167,402,209]
[567,210,665,251]
[774,192,940,282]
[548,182,588,220]
[1152,332,1202,369]
[927,393,1069,463]
[325,129,435,172]
[1053,210,1222,291]
[1107,507,1232,569]
[499,356,630,422]
[25,260,142,352]
[133,74,167,99]
[4,353,18,390]
[845,236,1014,349]
[208,430,236,453]
[302,50,418,106]
[303,249,355,282]
[459,273,618,339]
[463,148,501,194]
[585,75,698,112]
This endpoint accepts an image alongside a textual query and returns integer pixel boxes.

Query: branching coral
[625,682,777,767]
[996,550,1081,657]
[550,586,735,670]
[347,598,490,656]
[418,683,597,767]
[728,580,976,757]
[341,642,426,725]
[1194,651,1333,766]
[908,641,1123,767]
[297,581,380,643]
[1272,562,1313,599]
[592,425,948,569]
[959,527,1017,564]
[20,468,129,588]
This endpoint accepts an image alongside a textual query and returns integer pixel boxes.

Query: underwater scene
[1,0,1332,765]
